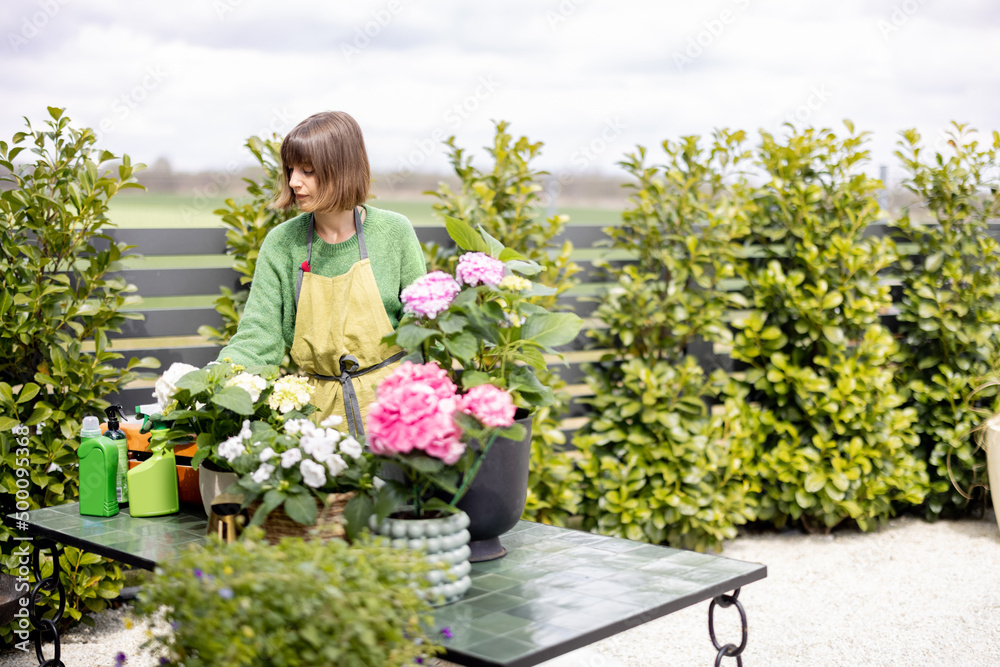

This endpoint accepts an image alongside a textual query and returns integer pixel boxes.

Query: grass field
[107,193,621,229]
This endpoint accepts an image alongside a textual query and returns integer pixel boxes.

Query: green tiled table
[7,506,766,667]
[9,502,210,570]
[432,521,766,666]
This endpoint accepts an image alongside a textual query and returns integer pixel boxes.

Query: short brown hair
[273,111,371,211]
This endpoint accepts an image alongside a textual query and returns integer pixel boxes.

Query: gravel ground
[2,512,998,667]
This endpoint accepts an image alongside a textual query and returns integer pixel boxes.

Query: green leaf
[821,325,844,345]
[443,332,477,362]
[460,370,491,389]
[522,312,583,348]
[925,252,944,272]
[445,216,489,253]
[282,492,318,526]
[505,259,542,276]
[210,386,255,415]
[498,247,528,262]
[16,383,40,404]
[477,225,505,258]
[343,492,374,541]
[175,369,210,396]
[394,324,436,349]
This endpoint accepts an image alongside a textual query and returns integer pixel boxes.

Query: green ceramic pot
[371,510,472,606]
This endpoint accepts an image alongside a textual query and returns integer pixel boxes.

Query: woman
[215,111,426,437]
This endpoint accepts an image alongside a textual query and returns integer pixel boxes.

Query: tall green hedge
[731,124,930,532]
[892,124,1000,518]
[575,132,760,552]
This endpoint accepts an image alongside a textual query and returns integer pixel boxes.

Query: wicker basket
[249,491,356,545]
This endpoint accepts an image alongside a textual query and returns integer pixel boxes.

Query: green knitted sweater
[214,204,426,367]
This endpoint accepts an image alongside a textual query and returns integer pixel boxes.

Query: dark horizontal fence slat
[113,268,242,298]
[93,229,231,256]
[107,346,220,370]
[112,308,223,339]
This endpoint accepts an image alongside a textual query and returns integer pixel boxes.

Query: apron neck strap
[296,207,368,303]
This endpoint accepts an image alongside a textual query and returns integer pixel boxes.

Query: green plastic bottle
[103,405,129,507]
[128,404,179,517]
[79,416,119,517]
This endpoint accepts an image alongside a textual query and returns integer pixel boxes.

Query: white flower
[305,436,336,464]
[238,419,252,440]
[283,419,309,436]
[326,454,347,478]
[320,415,343,428]
[268,376,315,414]
[373,476,385,491]
[258,447,276,462]
[323,428,342,443]
[226,372,267,403]
[152,362,200,412]
[217,434,246,463]
[280,448,302,469]
[300,459,327,488]
[338,436,362,460]
[251,463,275,484]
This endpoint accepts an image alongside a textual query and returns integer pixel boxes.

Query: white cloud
[0,0,996,178]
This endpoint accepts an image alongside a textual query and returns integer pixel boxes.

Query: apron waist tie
[309,350,407,438]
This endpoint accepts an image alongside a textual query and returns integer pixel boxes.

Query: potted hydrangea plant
[363,359,524,602]
[381,217,583,560]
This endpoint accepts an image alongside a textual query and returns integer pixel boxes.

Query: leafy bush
[0,107,155,644]
[731,123,929,532]
[199,136,299,371]
[425,122,583,525]
[135,529,442,667]
[575,132,759,552]
[891,124,1000,518]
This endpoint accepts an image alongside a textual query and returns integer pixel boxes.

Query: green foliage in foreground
[135,529,442,667]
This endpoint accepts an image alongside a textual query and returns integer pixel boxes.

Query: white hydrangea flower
[338,436,362,460]
[280,448,302,469]
[251,463,275,484]
[226,372,267,403]
[300,459,327,488]
[320,415,343,429]
[152,362,200,412]
[258,447,276,462]
[326,454,347,478]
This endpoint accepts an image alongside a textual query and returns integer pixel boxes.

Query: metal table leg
[709,587,748,666]
[29,539,66,667]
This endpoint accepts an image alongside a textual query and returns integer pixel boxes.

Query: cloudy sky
[2,0,998,184]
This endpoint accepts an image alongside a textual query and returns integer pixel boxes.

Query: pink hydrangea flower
[458,384,516,428]
[367,362,466,465]
[376,361,456,401]
[456,252,505,287]
[401,271,461,319]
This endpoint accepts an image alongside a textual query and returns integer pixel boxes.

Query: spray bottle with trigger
[103,405,129,506]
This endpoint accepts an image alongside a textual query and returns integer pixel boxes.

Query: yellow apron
[290,207,405,437]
